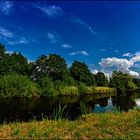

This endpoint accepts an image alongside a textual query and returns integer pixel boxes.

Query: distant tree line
[0,43,140,97]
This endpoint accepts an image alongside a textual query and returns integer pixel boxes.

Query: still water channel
[0,93,139,123]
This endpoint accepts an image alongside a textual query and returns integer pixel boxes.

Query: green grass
[0,110,140,139]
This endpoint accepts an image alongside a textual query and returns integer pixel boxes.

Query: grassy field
[0,110,140,139]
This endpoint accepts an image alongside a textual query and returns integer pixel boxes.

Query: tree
[0,44,10,75]
[9,52,30,75]
[109,71,136,93]
[70,61,96,86]
[133,78,140,87]
[0,44,31,76]
[95,72,108,87]
[31,54,69,81]
[0,43,5,54]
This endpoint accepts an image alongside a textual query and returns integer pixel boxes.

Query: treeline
[0,44,140,97]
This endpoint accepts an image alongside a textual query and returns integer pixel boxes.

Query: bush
[38,76,56,96]
[0,74,40,97]
[59,86,79,95]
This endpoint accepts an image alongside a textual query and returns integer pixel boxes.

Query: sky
[1,1,140,78]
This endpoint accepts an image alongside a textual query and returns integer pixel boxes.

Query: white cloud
[0,27,14,38]
[0,1,13,15]
[69,51,89,56]
[70,15,96,36]
[128,70,139,78]
[62,43,72,48]
[7,37,29,45]
[99,57,133,71]
[34,4,63,18]
[47,32,57,44]
[130,52,140,63]
[5,50,14,55]
[123,53,133,57]
[99,55,140,78]
[47,32,61,44]
[91,69,98,74]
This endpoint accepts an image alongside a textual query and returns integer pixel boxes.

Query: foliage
[0,73,40,97]
[95,72,108,86]
[59,86,79,95]
[38,76,56,96]
[133,78,140,87]
[0,44,139,97]
[31,54,69,81]
[109,71,137,94]
[70,61,96,86]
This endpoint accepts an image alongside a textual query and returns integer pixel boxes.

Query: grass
[58,86,116,96]
[0,110,139,139]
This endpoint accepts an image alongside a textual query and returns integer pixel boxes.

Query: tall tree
[109,71,136,93]
[70,60,96,86]
[95,72,108,87]
[31,54,69,81]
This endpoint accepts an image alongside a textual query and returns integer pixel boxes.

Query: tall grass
[79,101,88,115]
[51,103,68,120]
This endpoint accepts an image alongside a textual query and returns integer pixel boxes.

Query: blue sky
[1,1,140,78]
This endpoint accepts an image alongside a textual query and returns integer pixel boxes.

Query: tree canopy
[70,61,96,86]
[94,72,108,87]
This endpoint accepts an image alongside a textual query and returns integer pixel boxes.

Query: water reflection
[0,93,139,123]
[93,97,117,113]
[134,98,140,107]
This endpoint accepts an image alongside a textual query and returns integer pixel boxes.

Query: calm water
[0,93,139,123]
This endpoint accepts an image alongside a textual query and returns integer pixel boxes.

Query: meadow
[0,110,139,139]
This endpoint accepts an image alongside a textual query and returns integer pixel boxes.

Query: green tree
[31,54,69,81]
[0,43,5,54]
[133,78,140,87]
[9,52,30,75]
[95,72,108,87]
[0,44,10,75]
[70,61,96,86]
[109,71,136,93]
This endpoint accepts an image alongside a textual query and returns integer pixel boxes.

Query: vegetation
[0,110,139,139]
[109,71,137,94]
[0,43,140,97]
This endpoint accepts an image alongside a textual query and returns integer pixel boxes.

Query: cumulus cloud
[69,51,89,56]
[33,4,63,18]
[0,1,13,15]
[62,43,72,48]
[99,55,140,78]
[130,52,140,63]
[70,15,96,36]
[0,27,14,38]
[128,70,139,78]
[99,57,133,71]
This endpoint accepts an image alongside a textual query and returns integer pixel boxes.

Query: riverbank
[0,110,140,139]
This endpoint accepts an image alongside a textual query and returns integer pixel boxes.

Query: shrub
[0,74,40,97]
[38,76,56,96]
[59,86,79,95]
